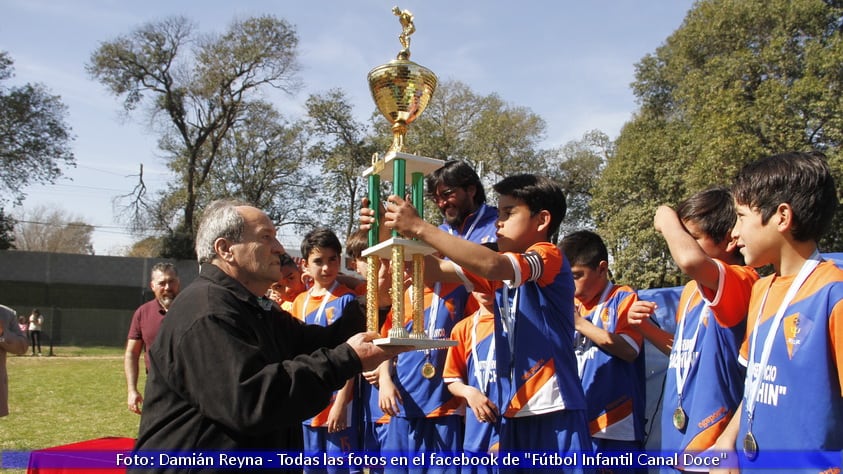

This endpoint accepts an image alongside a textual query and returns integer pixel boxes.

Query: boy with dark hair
[293,227,360,474]
[443,245,501,471]
[720,152,843,472]
[268,253,306,312]
[559,230,646,461]
[370,173,590,463]
[629,187,758,468]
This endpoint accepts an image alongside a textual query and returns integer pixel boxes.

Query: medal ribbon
[500,285,520,365]
[673,289,708,406]
[471,308,496,394]
[447,204,486,241]
[745,251,820,429]
[575,283,613,379]
[413,282,441,361]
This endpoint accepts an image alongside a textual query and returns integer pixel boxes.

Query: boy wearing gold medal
[716,152,843,473]
[368,174,591,465]
[628,187,758,468]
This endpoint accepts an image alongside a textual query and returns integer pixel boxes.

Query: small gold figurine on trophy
[363,7,455,350]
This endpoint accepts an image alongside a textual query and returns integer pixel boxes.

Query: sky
[1,0,696,255]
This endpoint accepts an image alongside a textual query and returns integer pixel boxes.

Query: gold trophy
[363,7,455,350]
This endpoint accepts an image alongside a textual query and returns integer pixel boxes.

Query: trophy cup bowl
[368,58,437,152]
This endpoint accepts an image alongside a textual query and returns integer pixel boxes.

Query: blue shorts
[303,425,360,474]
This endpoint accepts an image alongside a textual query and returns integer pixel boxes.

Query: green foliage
[594,0,843,288]
[160,227,195,260]
[126,235,163,258]
[399,80,549,183]
[0,51,75,205]
[305,89,380,241]
[547,130,613,236]
[0,207,15,249]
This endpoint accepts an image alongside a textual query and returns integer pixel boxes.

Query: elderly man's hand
[345,332,410,371]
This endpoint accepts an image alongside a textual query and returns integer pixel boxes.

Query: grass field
[1,346,143,472]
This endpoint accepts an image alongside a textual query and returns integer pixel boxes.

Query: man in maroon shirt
[124,262,180,414]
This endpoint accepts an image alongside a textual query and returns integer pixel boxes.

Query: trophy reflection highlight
[363,7,455,349]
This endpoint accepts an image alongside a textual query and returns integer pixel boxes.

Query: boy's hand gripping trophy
[363,7,455,350]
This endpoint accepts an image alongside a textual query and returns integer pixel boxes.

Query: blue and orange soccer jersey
[661,261,757,455]
[380,281,473,418]
[438,202,498,245]
[576,284,646,443]
[457,241,587,419]
[737,260,843,472]
[443,304,500,454]
[292,283,359,428]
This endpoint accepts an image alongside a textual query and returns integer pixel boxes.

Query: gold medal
[421,362,436,379]
[672,406,687,431]
[743,431,758,461]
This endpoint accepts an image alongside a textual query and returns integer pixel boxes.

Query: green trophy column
[389,157,408,338]
[366,173,381,333]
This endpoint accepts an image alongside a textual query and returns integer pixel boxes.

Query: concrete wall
[0,251,199,347]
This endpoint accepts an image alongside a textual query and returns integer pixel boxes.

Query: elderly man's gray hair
[195,198,252,264]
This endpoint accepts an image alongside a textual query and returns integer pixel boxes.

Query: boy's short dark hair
[732,151,838,242]
[559,230,608,268]
[426,160,486,207]
[676,186,736,244]
[345,229,368,260]
[493,174,567,238]
[279,253,297,269]
[301,228,342,260]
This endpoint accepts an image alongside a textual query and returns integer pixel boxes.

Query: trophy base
[362,237,437,259]
[363,151,444,180]
[373,337,457,349]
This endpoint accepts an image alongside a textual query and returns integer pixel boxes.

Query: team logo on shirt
[783,312,812,359]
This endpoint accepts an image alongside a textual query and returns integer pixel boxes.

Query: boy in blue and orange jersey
[629,187,758,470]
[367,174,591,468]
[376,275,473,468]
[292,228,360,474]
[718,152,843,473]
[560,230,646,468]
[443,287,500,474]
[269,253,307,313]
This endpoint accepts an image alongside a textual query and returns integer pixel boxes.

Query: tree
[546,130,613,236]
[207,101,311,228]
[0,51,75,205]
[126,236,163,258]
[88,15,301,257]
[14,205,94,254]
[305,89,379,240]
[370,79,549,223]
[393,80,549,181]
[592,0,843,288]
[0,207,15,249]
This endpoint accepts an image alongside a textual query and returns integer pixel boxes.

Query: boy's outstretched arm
[655,205,722,293]
[371,194,515,281]
[628,300,673,355]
